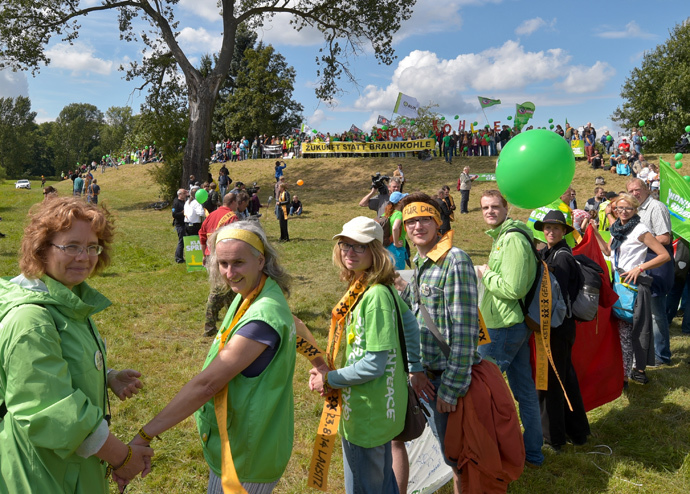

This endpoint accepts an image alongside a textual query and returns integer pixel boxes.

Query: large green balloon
[606,135,613,141]
[686,125,690,133]
[548,118,553,123]
[675,161,683,169]
[639,120,645,127]
[194,189,209,204]
[675,153,683,161]
[496,129,575,209]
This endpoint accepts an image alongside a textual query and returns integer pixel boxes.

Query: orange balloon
[297,180,304,186]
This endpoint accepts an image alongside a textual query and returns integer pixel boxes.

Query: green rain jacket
[0,275,111,494]
[480,218,537,329]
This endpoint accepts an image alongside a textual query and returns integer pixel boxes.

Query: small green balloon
[485,124,490,128]
[639,120,645,127]
[550,124,554,129]
[382,125,388,130]
[684,176,690,182]
[686,125,690,133]
[675,162,683,169]
[507,116,512,120]
[675,153,684,161]
[410,120,416,125]
[454,115,459,120]
[194,188,209,204]
[642,136,647,142]
[440,116,445,121]
[401,118,406,123]
[607,135,613,141]
[464,146,469,152]
[473,121,478,126]
[548,118,553,123]
[154,141,156,145]
[312,129,317,133]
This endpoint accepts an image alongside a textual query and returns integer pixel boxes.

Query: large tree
[0,0,415,186]
[0,96,37,178]
[51,103,104,171]
[612,22,690,152]
[219,43,303,138]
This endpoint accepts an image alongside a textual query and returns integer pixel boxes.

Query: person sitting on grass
[289,195,303,216]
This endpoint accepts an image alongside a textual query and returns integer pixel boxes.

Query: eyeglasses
[613,207,634,213]
[51,244,103,256]
[404,217,435,228]
[338,241,368,254]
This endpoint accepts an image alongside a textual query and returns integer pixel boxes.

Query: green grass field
[1,153,689,494]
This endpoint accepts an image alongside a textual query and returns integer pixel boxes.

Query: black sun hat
[533,209,575,234]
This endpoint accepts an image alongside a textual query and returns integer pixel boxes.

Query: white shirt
[184,200,205,224]
[613,222,650,271]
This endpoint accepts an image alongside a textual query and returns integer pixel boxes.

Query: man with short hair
[198,192,239,336]
[172,188,188,263]
[585,187,606,214]
[627,178,674,365]
[394,192,481,494]
[73,174,84,197]
[476,190,544,466]
[86,179,100,204]
[358,176,401,217]
[457,166,475,214]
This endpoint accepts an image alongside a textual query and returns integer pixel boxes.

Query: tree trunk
[182,78,219,187]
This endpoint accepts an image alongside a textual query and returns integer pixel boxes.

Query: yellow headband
[402,202,442,226]
[215,228,265,254]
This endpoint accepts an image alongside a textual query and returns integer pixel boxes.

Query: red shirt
[618,142,630,153]
[199,206,238,254]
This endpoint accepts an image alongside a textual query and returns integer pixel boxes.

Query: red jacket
[199,206,238,254]
[444,360,525,494]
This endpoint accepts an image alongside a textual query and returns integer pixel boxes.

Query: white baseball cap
[333,216,383,244]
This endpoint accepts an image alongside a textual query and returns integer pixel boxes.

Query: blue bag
[612,270,637,323]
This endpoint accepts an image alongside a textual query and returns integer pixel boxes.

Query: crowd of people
[1,133,687,494]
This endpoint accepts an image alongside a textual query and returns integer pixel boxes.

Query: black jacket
[172,198,186,227]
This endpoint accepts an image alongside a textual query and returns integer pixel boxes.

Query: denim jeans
[342,438,398,494]
[478,322,544,465]
[651,295,672,364]
[424,377,455,467]
[444,146,453,163]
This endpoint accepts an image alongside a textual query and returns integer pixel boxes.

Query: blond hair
[332,239,396,287]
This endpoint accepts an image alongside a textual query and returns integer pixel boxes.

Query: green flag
[478,96,501,109]
[515,102,536,129]
[660,158,690,242]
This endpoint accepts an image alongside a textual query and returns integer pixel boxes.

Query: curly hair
[19,197,115,279]
[332,238,396,287]
[207,220,292,297]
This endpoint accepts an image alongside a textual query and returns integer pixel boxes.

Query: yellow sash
[530,262,572,410]
[305,277,368,491]
[213,275,267,494]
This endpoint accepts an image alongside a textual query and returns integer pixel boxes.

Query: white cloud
[44,43,113,75]
[177,27,223,54]
[596,21,654,39]
[179,0,220,23]
[515,17,556,36]
[0,68,29,98]
[557,61,616,94]
[353,41,573,112]
[307,108,328,129]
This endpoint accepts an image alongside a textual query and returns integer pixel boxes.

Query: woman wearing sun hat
[533,209,590,451]
[309,216,421,494]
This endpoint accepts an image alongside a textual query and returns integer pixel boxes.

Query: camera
[371,173,390,195]
[246,182,260,196]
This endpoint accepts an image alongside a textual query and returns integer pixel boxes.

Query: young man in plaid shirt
[392,192,481,494]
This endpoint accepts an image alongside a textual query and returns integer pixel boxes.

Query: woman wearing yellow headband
[130,221,297,494]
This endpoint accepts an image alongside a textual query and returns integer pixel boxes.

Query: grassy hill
[1,153,689,494]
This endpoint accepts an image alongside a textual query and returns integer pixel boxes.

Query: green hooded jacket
[479,218,537,329]
[0,275,111,494]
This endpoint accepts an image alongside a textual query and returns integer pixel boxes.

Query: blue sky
[1,1,688,137]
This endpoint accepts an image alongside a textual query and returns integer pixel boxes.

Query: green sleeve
[2,308,104,459]
[483,233,536,301]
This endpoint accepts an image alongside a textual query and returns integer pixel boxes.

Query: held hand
[113,444,154,485]
[436,396,457,414]
[409,372,435,402]
[309,367,327,395]
[109,369,143,401]
[393,274,408,292]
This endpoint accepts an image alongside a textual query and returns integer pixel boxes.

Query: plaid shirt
[402,243,481,404]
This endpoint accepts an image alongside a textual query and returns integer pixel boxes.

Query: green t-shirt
[339,285,407,448]
[443,135,452,147]
[389,210,406,244]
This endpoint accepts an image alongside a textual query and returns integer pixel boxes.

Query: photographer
[358,175,401,217]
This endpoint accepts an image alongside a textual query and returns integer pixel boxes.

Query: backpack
[505,228,567,330]
[377,215,392,247]
[553,250,603,322]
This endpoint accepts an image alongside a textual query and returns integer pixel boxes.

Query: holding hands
[108,369,143,401]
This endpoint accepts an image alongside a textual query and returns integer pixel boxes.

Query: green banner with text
[660,158,690,242]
